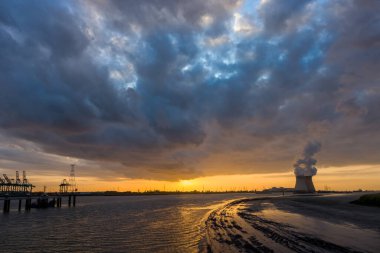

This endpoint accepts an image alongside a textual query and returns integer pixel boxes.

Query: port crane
[59,164,77,193]
[0,171,34,194]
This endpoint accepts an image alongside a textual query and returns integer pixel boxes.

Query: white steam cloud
[294,141,321,176]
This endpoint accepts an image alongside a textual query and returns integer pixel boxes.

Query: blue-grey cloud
[0,0,379,180]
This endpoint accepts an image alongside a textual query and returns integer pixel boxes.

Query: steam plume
[294,141,321,176]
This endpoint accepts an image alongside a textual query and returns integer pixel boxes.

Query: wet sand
[205,193,380,253]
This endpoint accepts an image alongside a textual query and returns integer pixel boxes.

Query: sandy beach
[205,193,380,253]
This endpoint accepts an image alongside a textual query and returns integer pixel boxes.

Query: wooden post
[3,198,7,213]
[25,197,31,211]
[68,195,72,207]
[73,195,76,207]
[18,199,22,211]
[3,197,10,213]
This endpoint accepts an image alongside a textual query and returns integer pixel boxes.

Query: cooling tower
[294,176,315,193]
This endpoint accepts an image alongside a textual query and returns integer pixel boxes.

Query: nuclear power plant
[294,176,316,193]
[293,141,321,193]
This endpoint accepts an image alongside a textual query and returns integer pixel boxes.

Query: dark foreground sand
[205,193,380,253]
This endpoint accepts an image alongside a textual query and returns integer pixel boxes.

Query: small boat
[31,194,56,208]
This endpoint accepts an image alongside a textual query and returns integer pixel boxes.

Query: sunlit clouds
[0,0,379,190]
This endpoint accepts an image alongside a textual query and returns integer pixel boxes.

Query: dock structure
[1,167,78,213]
[59,164,78,207]
[59,179,70,193]
[1,192,76,213]
[0,171,34,195]
[0,170,34,213]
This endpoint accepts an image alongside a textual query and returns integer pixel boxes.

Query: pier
[1,169,78,213]
[0,194,77,213]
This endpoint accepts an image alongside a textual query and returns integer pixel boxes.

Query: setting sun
[180,180,194,187]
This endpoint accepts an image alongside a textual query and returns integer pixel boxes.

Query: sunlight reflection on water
[0,193,255,252]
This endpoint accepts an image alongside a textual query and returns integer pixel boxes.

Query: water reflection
[0,193,255,252]
[257,203,380,252]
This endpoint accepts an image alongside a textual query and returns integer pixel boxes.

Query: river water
[2,193,379,253]
[0,193,256,253]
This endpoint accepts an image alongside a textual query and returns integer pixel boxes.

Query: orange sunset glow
[1,1,380,253]
[24,165,380,193]
[0,0,379,194]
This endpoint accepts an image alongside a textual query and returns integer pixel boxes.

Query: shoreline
[17,190,374,197]
[204,193,380,253]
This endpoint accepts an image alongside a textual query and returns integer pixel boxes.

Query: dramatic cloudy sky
[0,0,379,188]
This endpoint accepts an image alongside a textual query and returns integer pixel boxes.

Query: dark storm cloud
[259,0,313,34]
[0,0,379,180]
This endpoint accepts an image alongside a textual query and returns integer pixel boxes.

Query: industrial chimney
[294,175,316,193]
[293,141,321,194]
